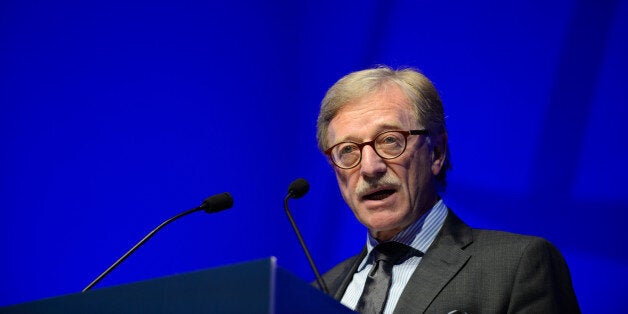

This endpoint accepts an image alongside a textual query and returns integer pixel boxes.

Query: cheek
[334,169,355,201]
[399,152,430,194]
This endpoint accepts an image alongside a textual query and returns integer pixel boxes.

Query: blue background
[1,0,627,312]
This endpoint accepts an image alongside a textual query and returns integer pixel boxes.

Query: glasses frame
[324,129,429,169]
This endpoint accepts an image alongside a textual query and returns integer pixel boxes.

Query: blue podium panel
[1,258,354,314]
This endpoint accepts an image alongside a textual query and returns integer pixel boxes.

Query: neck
[370,195,441,242]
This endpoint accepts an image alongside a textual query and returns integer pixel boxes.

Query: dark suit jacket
[321,210,580,313]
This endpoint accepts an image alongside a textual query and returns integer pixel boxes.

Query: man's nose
[360,145,387,177]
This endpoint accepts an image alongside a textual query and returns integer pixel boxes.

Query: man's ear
[431,131,448,176]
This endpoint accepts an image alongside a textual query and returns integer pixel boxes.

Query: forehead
[328,85,417,143]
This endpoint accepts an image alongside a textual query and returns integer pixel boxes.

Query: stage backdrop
[1,0,627,312]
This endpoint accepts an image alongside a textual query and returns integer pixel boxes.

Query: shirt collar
[359,199,448,269]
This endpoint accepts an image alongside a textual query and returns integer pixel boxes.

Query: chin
[362,212,405,234]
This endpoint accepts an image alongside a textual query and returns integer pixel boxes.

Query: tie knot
[372,241,411,265]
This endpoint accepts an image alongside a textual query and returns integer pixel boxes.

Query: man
[316,66,580,313]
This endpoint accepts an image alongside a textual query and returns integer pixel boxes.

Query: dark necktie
[355,241,411,314]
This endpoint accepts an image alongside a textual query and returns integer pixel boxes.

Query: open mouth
[363,189,396,201]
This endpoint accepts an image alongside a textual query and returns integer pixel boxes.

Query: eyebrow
[335,124,405,143]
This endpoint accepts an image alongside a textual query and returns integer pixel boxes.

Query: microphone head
[201,192,234,213]
[288,178,310,199]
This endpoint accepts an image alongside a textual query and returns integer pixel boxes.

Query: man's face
[326,85,445,241]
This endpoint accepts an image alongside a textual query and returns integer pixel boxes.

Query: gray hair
[316,66,451,188]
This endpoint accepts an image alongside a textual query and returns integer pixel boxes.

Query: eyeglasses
[324,129,429,169]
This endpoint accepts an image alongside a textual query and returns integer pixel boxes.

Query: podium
[0,258,354,314]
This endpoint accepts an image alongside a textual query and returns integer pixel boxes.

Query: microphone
[283,178,329,294]
[82,192,234,292]
[201,192,234,213]
[288,177,310,199]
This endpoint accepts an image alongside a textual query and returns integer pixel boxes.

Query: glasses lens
[332,143,361,168]
[375,132,406,158]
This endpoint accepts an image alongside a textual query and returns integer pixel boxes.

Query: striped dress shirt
[340,199,448,314]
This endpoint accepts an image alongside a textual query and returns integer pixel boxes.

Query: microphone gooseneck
[82,192,234,292]
[283,178,329,294]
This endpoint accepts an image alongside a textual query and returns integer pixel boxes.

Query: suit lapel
[394,210,473,313]
[326,247,367,300]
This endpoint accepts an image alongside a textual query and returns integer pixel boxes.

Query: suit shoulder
[466,230,579,312]
[320,248,366,298]
[472,228,553,247]
[322,251,362,279]
[468,228,566,263]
